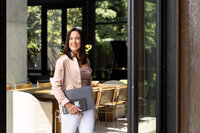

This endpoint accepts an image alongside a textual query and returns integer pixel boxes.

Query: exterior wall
[181,0,200,132]
[6,0,27,133]
[6,0,27,85]
[188,0,200,132]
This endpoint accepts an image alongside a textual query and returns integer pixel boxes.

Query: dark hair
[63,28,87,64]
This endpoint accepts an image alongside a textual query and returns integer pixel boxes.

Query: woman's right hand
[65,102,82,115]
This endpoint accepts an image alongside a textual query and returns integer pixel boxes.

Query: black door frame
[127,0,138,132]
[164,0,179,132]
[0,0,6,132]
[128,0,178,133]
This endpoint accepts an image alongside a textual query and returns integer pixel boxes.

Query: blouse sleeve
[52,58,69,106]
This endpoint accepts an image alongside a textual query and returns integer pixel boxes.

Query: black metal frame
[0,0,6,132]
[128,0,138,132]
[160,0,167,133]
[158,0,178,133]
[82,0,95,69]
[157,0,162,132]
[165,0,179,132]
[128,0,178,133]
[41,6,48,75]
[62,8,67,44]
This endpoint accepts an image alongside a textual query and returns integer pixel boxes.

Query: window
[95,0,127,81]
[27,6,42,71]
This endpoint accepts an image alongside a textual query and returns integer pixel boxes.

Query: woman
[52,28,97,133]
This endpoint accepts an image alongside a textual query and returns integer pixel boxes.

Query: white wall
[6,0,27,85]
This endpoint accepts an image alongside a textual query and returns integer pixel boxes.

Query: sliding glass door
[138,0,158,132]
[128,0,161,132]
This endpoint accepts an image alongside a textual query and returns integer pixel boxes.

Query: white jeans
[61,109,94,133]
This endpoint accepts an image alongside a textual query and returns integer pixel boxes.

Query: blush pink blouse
[52,53,92,114]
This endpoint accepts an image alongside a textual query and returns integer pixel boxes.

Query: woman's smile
[69,31,81,54]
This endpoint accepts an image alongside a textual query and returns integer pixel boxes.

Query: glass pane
[47,9,62,76]
[27,6,42,70]
[95,23,127,80]
[94,1,128,132]
[138,1,157,133]
[96,0,127,23]
[95,0,127,80]
[67,8,82,32]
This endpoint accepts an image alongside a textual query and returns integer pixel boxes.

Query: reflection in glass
[95,0,127,75]
[67,8,82,33]
[94,0,128,131]
[96,0,127,23]
[47,9,62,76]
[95,24,127,72]
[27,6,42,70]
[138,1,157,133]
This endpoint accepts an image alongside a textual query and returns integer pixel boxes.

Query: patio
[95,120,127,133]
[94,117,156,133]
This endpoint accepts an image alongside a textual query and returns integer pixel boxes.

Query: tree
[27,6,42,68]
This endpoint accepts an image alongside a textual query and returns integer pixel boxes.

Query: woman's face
[69,31,81,54]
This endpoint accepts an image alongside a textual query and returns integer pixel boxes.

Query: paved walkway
[94,117,156,133]
[95,120,127,133]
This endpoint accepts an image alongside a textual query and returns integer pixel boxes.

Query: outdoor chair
[103,80,127,127]
[96,86,116,126]
[93,88,99,106]
[114,85,128,128]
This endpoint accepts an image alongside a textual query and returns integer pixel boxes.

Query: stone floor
[94,120,128,133]
[94,117,156,133]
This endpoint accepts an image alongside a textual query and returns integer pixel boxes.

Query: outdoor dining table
[10,83,125,97]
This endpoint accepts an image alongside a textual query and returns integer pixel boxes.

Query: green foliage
[95,0,127,69]
[27,42,40,59]
[96,1,117,21]
[27,6,41,43]
[85,44,93,55]
[27,6,42,60]
[145,1,157,53]
[67,8,82,32]
[47,9,62,47]
[95,0,127,42]
[144,1,157,98]
[96,0,127,23]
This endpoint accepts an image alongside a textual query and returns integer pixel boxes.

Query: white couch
[7,91,53,133]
